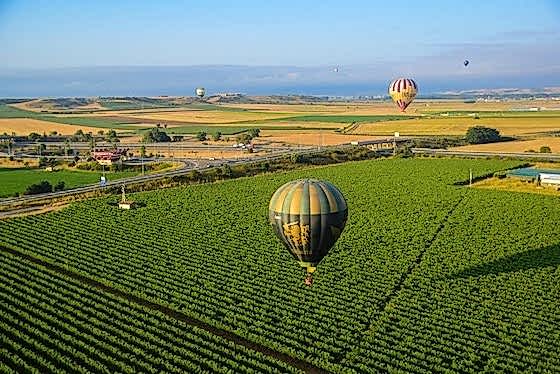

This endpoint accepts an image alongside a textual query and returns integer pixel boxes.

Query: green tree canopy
[465,126,501,144]
[142,127,171,143]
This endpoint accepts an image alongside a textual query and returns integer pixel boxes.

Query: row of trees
[23,180,65,195]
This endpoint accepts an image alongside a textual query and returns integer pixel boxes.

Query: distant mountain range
[437,87,560,96]
[1,65,559,98]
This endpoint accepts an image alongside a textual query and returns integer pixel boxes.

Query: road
[0,147,338,209]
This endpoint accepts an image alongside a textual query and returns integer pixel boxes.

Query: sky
[0,0,559,96]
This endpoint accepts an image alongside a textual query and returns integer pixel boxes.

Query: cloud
[1,45,560,97]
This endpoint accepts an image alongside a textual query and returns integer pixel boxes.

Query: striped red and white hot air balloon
[388,78,418,112]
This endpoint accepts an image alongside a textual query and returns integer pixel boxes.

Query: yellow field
[224,102,407,115]
[0,118,104,135]
[258,131,383,146]
[12,100,104,113]
[224,99,559,115]
[473,177,560,196]
[127,110,298,124]
[5,99,560,144]
[451,137,560,153]
[350,117,560,136]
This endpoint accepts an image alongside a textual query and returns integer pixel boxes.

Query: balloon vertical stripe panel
[388,78,418,112]
[269,179,348,273]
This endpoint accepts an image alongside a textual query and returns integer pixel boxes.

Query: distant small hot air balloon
[464,60,469,67]
[333,67,339,73]
[195,87,205,98]
[388,78,418,112]
[269,179,348,286]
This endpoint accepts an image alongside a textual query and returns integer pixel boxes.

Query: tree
[248,128,260,138]
[212,131,222,141]
[71,129,89,142]
[140,145,146,158]
[465,126,501,144]
[28,132,41,141]
[105,129,119,143]
[290,153,305,164]
[188,169,201,181]
[235,133,252,145]
[54,181,65,192]
[24,181,53,195]
[221,164,233,178]
[48,130,58,136]
[196,131,207,142]
[539,146,551,153]
[142,127,171,142]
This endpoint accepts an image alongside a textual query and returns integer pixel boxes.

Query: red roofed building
[93,149,127,165]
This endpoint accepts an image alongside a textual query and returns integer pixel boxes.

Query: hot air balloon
[195,87,205,98]
[464,60,469,67]
[269,179,348,286]
[388,78,418,112]
[333,67,339,73]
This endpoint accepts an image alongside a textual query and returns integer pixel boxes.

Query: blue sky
[0,0,559,96]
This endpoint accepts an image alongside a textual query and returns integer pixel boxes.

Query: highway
[0,147,338,209]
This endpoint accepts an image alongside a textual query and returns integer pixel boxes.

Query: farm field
[0,118,103,136]
[349,116,560,136]
[0,250,299,373]
[3,100,560,143]
[257,132,384,146]
[451,136,560,153]
[473,177,560,196]
[127,109,299,124]
[1,158,558,372]
[0,168,136,198]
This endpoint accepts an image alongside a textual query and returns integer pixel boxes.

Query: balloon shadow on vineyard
[449,244,560,279]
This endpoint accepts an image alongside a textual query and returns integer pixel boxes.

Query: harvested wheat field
[350,116,560,136]
[128,110,297,124]
[0,118,103,135]
[258,131,384,146]
[451,137,560,153]
[225,99,558,115]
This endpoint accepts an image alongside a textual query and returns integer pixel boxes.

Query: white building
[539,173,560,186]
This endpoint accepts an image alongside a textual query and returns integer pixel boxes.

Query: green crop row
[2,158,546,373]
[0,250,301,374]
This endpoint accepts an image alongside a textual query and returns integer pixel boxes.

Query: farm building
[539,173,560,186]
[507,167,560,187]
[93,149,127,165]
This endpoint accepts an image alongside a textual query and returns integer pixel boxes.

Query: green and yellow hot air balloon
[269,179,348,285]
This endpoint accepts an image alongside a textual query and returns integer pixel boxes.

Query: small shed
[539,173,560,187]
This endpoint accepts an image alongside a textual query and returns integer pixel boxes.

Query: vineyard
[1,158,559,373]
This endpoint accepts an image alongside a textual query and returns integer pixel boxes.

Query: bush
[466,126,501,144]
[24,181,53,195]
[143,128,171,143]
[54,181,65,191]
[539,146,552,153]
[248,128,260,138]
[196,131,207,142]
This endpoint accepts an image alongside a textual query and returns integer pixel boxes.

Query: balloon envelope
[464,60,469,66]
[195,87,205,98]
[388,78,418,112]
[269,179,348,273]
